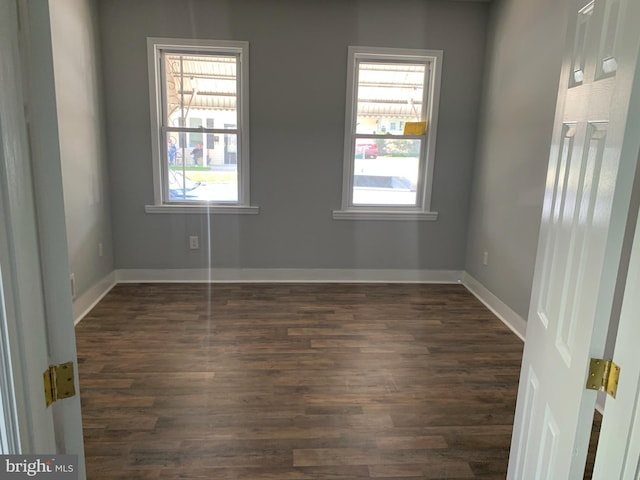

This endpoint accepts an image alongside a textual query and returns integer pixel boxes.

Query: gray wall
[50,0,114,297]
[465,0,569,318]
[98,0,488,270]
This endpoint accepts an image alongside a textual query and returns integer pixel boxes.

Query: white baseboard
[115,268,463,284]
[461,272,527,341]
[73,271,117,325]
[82,270,528,343]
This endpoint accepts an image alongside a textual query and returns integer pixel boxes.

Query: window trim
[333,46,443,221]
[146,38,255,213]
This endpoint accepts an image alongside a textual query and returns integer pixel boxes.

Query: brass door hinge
[586,358,620,398]
[43,362,76,407]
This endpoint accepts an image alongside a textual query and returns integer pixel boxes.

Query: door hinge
[43,362,76,407]
[586,358,620,398]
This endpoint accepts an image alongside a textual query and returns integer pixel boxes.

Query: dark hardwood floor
[74,283,591,479]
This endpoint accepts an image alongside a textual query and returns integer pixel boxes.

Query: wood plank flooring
[75,283,526,478]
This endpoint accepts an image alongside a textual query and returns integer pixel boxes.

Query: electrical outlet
[189,236,200,250]
[98,242,104,257]
[70,273,76,299]
[483,251,489,266]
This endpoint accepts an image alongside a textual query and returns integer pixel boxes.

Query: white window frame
[333,46,443,221]
[145,38,257,214]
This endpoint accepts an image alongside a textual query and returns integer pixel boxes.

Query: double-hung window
[146,38,256,213]
[334,46,443,220]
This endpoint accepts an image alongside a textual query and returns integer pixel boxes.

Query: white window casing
[333,46,443,221]
[145,38,257,214]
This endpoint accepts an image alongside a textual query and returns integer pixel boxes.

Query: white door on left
[0,0,85,476]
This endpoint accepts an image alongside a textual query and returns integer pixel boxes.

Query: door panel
[0,0,85,475]
[508,0,640,477]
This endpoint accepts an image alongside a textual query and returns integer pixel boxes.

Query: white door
[507,0,640,478]
[0,0,85,476]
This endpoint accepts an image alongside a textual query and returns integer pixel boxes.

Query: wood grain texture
[75,283,596,479]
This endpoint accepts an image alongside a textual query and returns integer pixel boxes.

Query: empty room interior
[2,0,640,478]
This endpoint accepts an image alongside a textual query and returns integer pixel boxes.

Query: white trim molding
[77,270,530,348]
[72,272,117,325]
[333,210,438,221]
[145,204,259,215]
[461,271,527,341]
[338,46,443,218]
[146,38,252,209]
[0,265,20,454]
[116,268,463,284]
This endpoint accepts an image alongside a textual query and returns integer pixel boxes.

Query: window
[334,46,443,220]
[146,38,257,214]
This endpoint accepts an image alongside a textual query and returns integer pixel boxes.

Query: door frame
[0,0,57,455]
[0,229,21,456]
[592,42,640,475]
[593,151,640,476]
[18,0,86,462]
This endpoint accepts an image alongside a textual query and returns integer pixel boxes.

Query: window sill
[145,204,260,215]
[332,209,438,221]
